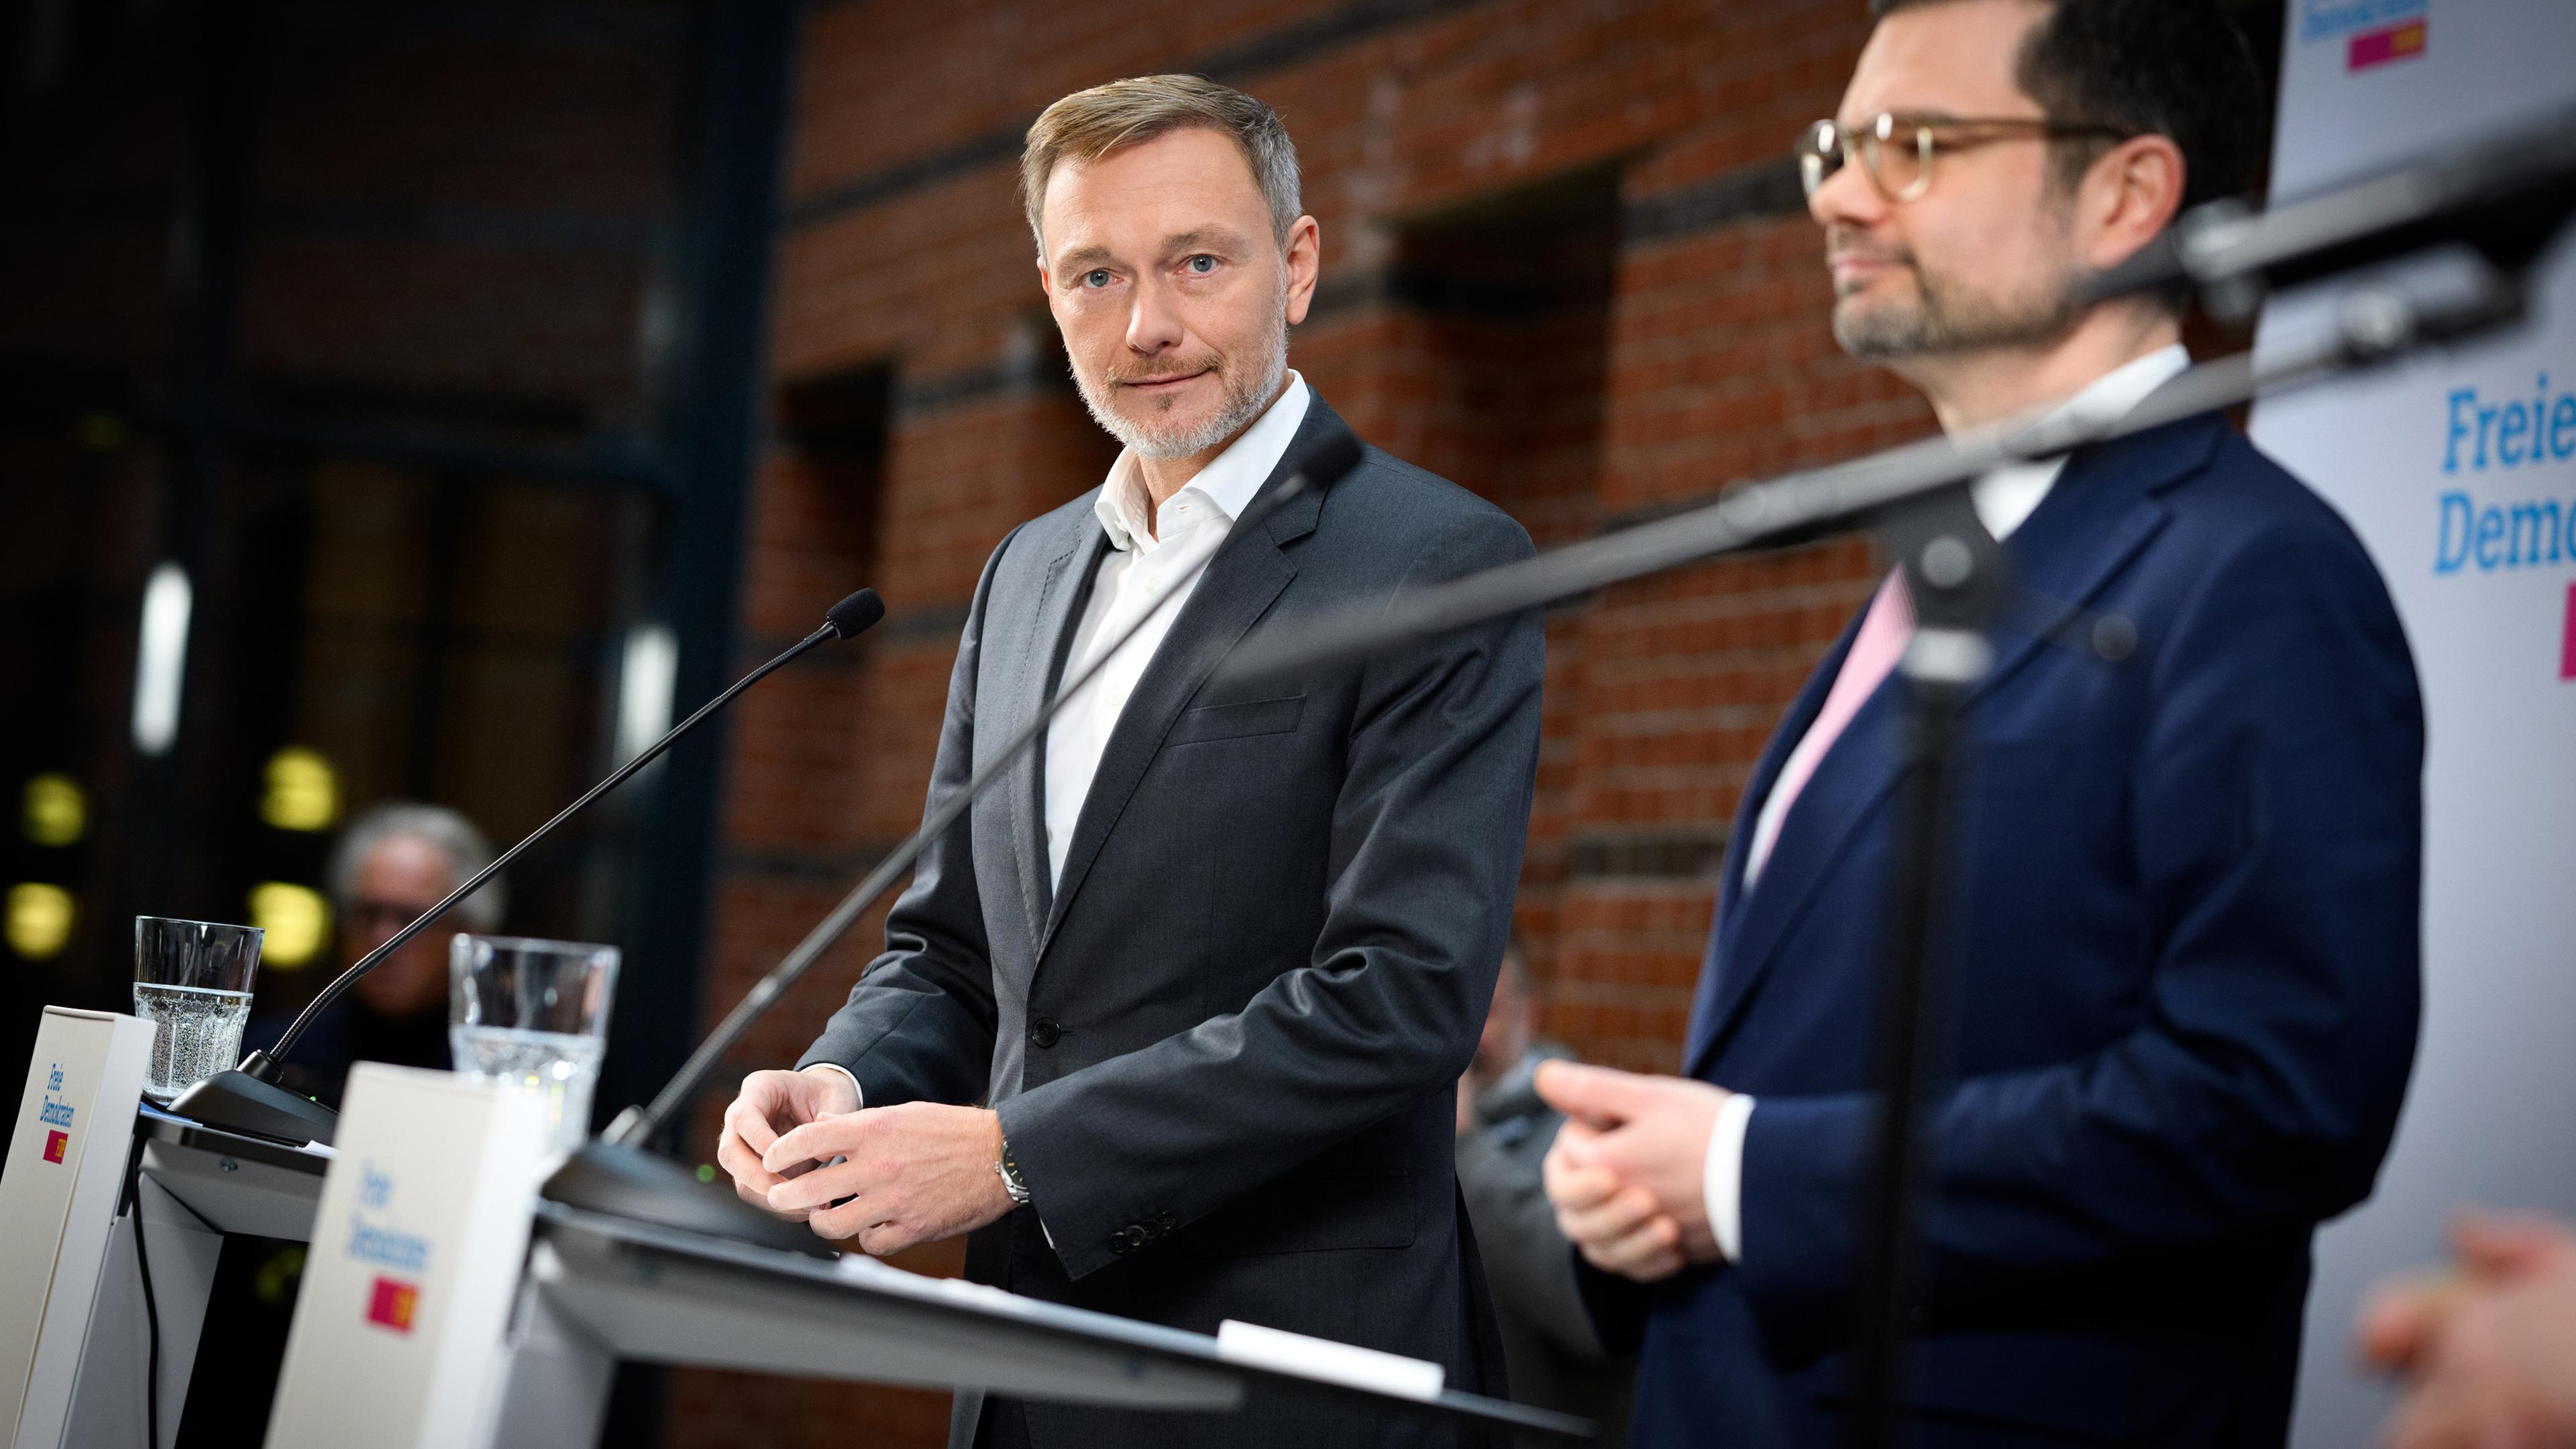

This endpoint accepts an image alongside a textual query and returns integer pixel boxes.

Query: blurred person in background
[1533,1,2424,1445]
[2359,1212,2576,1449]
[1455,936,1633,1446]
[247,800,501,1106]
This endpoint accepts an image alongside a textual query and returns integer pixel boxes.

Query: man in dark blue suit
[1534,1,2424,1444]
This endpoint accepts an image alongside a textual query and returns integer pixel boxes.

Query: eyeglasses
[1794,112,2131,203]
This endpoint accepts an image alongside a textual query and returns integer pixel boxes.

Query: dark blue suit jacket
[1600,413,2424,1448]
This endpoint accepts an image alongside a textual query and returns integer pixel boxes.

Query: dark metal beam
[0,192,663,259]
[119,0,263,920]
[265,0,687,49]
[611,0,799,1183]
[596,6,800,1439]
[0,388,678,491]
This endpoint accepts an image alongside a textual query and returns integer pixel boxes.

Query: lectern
[14,1051,1588,1448]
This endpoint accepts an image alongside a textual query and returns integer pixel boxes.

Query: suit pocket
[1168,694,1305,746]
[1181,1170,1415,1256]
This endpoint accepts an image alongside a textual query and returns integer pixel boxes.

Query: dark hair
[1869,0,2265,215]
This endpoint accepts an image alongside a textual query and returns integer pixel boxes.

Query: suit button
[1155,1212,1176,1233]
[1026,1017,1061,1049]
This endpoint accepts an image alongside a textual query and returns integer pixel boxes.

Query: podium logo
[2296,0,2428,70]
[2347,17,2426,70]
[366,1275,420,1334]
[42,1130,67,1164]
[344,1160,431,1273]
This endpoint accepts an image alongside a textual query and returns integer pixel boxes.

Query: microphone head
[824,588,885,639]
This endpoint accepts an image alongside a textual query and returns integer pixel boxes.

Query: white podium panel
[0,1007,154,1449]
[59,1169,221,1449]
[263,1065,549,1449]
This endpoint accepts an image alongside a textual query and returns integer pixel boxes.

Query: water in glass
[451,1024,605,1156]
[134,982,254,1104]
[133,915,264,1105]
[449,934,618,1157]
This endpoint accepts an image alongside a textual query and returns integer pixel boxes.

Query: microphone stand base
[541,1139,835,1258]
[167,1068,341,1146]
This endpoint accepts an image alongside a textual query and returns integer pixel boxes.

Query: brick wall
[674,1,1933,1442]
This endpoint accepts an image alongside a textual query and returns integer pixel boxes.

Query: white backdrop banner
[2248,3,2576,1446]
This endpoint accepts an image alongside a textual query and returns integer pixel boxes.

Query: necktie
[1741,570,1914,888]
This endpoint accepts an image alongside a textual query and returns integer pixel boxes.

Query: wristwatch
[994,1138,1032,1206]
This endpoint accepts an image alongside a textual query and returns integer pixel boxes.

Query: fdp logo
[36,1062,74,1163]
[2298,0,2429,70]
[2563,585,2575,683]
[365,1275,419,1334]
[346,1160,432,1335]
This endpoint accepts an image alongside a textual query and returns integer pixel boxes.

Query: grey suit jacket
[799,394,1546,1449]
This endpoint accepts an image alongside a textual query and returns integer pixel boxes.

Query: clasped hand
[715,1067,1016,1255]
[2358,1212,2576,1449]
[1536,1059,1730,1283]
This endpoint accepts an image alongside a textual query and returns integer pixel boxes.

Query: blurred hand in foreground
[2359,1212,2576,1449]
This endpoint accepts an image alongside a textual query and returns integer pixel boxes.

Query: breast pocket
[1168,694,1305,747]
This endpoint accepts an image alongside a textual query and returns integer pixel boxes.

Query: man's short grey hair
[327,800,504,931]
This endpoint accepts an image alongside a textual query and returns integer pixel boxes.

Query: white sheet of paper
[1215,1318,1444,1403]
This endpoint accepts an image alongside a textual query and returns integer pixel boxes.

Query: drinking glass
[449,934,619,1157]
[133,916,264,1104]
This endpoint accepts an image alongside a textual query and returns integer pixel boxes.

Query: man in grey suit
[713,75,1545,1449]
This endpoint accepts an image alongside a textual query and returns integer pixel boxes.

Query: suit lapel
[1686,665,1909,1079]
[1001,515,1110,955]
[1682,608,1864,1069]
[1036,402,1347,957]
[1683,415,2220,1078]
[1960,414,2215,708]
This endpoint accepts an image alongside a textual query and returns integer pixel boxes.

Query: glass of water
[449,934,618,1157]
[134,916,264,1104]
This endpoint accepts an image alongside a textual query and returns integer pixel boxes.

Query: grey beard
[1833,259,2084,361]
[1074,307,1289,461]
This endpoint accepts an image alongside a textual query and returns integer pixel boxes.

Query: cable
[123,1141,164,1449]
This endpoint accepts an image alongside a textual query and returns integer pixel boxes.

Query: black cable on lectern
[168,588,885,1146]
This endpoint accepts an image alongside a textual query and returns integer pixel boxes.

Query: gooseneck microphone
[2078,99,2576,317]
[170,588,887,1146]
[541,435,1366,1256]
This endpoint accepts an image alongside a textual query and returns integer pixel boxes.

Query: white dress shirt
[807,373,1313,1126]
[1703,344,2190,1265]
[1045,373,1313,887]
